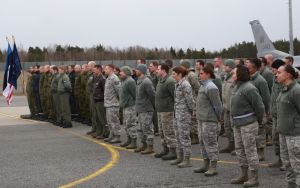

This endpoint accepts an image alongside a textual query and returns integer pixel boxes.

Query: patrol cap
[180,59,192,69]
[224,59,236,69]
[136,64,147,75]
[120,66,132,76]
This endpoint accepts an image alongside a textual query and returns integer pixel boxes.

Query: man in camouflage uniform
[47,65,57,122]
[154,63,177,160]
[180,59,200,145]
[246,58,271,161]
[86,61,96,134]
[220,59,236,153]
[134,64,156,154]
[39,66,47,119]
[81,64,91,125]
[51,66,61,125]
[25,67,37,118]
[74,65,83,121]
[119,66,138,149]
[57,66,72,128]
[148,61,159,135]
[103,64,122,143]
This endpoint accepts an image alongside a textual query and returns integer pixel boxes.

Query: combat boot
[126,138,137,149]
[120,136,131,147]
[134,142,147,153]
[243,170,259,187]
[141,145,154,154]
[231,167,248,184]
[104,132,114,142]
[96,135,104,140]
[191,134,199,145]
[162,148,177,160]
[154,145,169,158]
[257,149,265,161]
[109,135,121,144]
[194,159,210,173]
[86,130,95,135]
[268,157,282,168]
[177,155,192,168]
[204,161,218,176]
[170,153,183,165]
[220,141,235,153]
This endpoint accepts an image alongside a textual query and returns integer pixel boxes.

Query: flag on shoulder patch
[2,42,22,105]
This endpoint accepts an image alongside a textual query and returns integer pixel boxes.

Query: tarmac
[0,96,286,188]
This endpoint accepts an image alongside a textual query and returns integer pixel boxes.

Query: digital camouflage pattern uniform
[174,78,193,157]
[51,72,61,123]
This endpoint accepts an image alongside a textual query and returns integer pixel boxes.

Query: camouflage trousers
[256,116,266,150]
[137,112,154,145]
[190,113,198,135]
[158,112,177,149]
[233,121,259,171]
[224,109,234,142]
[265,114,273,136]
[174,112,191,157]
[123,106,138,139]
[198,121,220,161]
[272,117,280,156]
[106,107,121,136]
[279,134,300,185]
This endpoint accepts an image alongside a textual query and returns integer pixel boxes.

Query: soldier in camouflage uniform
[276,65,300,188]
[25,68,37,118]
[74,65,83,121]
[51,66,62,125]
[268,60,285,169]
[180,60,200,145]
[148,61,159,135]
[170,66,193,168]
[246,58,271,161]
[81,64,90,125]
[220,59,236,153]
[86,61,96,134]
[39,66,47,119]
[230,65,264,187]
[103,64,122,143]
[134,64,156,155]
[48,65,57,122]
[119,66,138,149]
[57,66,72,128]
[43,65,52,120]
[154,63,177,160]
[194,66,222,176]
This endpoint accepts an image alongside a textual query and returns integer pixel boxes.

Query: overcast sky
[0,0,299,51]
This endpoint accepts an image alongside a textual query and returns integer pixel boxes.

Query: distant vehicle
[250,20,300,68]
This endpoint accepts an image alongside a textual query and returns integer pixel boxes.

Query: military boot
[154,145,169,158]
[231,167,248,184]
[120,136,131,147]
[126,138,137,149]
[141,144,154,154]
[86,130,95,135]
[177,155,192,168]
[191,134,199,145]
[220,141,235,153]
[194,159,210,173]
[204,161,218,176]
[162,148,177,160]
[109,135,121,144]
[104,132,113,142]
[243,170,259,187]
[257,149,265,161]
[170,153,183,165]
[268,157,282,168]
[134,142,147,153]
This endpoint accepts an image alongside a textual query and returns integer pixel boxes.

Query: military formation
[23,55,300,188]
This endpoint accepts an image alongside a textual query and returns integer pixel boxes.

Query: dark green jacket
[250,71,270,114]
[57,73,72,94]
[155,75,175,112]
[277,81,300,136]
[51,73,60,93]
[230,81,265,127]
[271,78,283,118]
[135,76,155,113]
[261,67,274,94]
[119,76,136,108]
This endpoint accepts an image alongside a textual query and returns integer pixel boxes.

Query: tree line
[1,39,300,63]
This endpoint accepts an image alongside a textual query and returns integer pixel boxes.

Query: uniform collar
[282,80,297,92]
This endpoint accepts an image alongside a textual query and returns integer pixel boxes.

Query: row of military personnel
[23,56,300,188]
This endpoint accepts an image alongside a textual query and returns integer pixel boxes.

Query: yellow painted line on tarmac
[0,112,120,188]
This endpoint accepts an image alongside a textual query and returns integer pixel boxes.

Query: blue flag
[11,43,22,89]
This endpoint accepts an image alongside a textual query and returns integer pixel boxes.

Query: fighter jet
[250,20,300,68]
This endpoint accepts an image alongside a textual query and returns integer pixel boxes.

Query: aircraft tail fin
[250,20,276,54]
